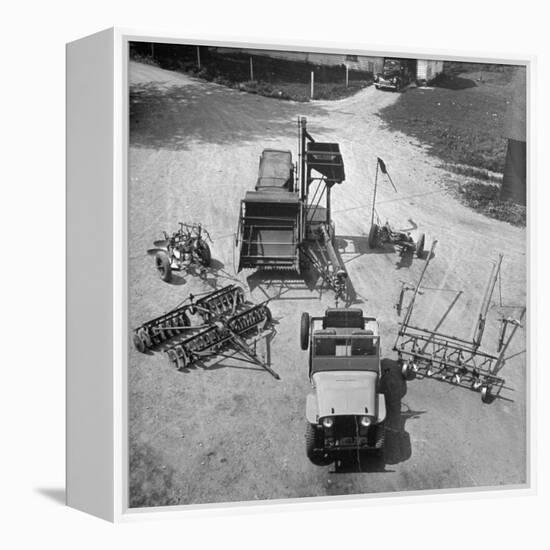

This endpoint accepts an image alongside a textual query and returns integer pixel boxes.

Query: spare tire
[300,312,310,351]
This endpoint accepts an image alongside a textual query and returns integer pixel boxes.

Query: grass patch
[189,57,371,102]
[378,63,520,173]
[444,178,525,226]
[443,163,502,183]
[130,44,372,102]
[235,79,369,102]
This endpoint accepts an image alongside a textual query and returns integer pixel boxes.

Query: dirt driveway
[128,61,527,507]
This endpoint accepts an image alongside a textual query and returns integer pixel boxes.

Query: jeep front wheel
[306,423,332,466]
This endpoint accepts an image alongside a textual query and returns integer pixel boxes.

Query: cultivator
[395,330,506,402]
[235,117,350,304]
[132,285,278,379]
[394,244,523,403]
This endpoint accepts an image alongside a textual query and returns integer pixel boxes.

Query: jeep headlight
[322,417,334,428]
[360,416,372,427]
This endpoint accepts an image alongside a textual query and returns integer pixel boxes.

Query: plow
[394,243,525,403]
[132,284,279,379]
[147,222,212,282]
[235,118,349,304]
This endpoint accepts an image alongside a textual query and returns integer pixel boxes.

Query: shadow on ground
[432,73,477,90]
[130,80,330,151]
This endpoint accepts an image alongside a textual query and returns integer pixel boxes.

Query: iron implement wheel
[196,239,212,267]
[155,251,172,282]
[416,233,426,258]
[133,332,146,353]
[368,223,380,248]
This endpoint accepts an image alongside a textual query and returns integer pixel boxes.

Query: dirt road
[128,61,527,507]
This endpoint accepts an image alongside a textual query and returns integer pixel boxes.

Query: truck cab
[300,308,386,465]
[374,57,414,91]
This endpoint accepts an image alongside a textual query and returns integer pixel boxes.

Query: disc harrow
[132,306,192,353]
[132,285,278,378]
[165,302,272,371]
[192,284,245,320]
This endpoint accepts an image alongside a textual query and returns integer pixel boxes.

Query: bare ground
[128,61,527,507]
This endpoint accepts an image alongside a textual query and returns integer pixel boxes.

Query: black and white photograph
[128,42,527,508]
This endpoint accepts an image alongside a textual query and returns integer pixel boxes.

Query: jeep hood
[312,370,379,418]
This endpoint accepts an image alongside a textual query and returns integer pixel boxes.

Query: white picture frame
[66,27,533,522]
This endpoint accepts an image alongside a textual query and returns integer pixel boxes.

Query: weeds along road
[128,61,527,507]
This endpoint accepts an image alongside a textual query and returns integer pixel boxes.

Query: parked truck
[374,58,444,90]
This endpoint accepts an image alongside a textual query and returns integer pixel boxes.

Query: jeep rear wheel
[306,423,332,466]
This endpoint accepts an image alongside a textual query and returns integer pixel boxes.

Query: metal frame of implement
[132,285,279,379]
[393,243,523,403]
[298,117,349,303]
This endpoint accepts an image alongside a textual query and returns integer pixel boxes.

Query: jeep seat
[323,308,364,329]
[351,330,375,356]
[313,329,336,356]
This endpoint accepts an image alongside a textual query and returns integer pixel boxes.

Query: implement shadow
[246,267,324,302]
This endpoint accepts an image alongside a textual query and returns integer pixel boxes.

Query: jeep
[300,308,386,465]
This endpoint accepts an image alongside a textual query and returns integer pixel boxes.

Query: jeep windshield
[312,334,379,372]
